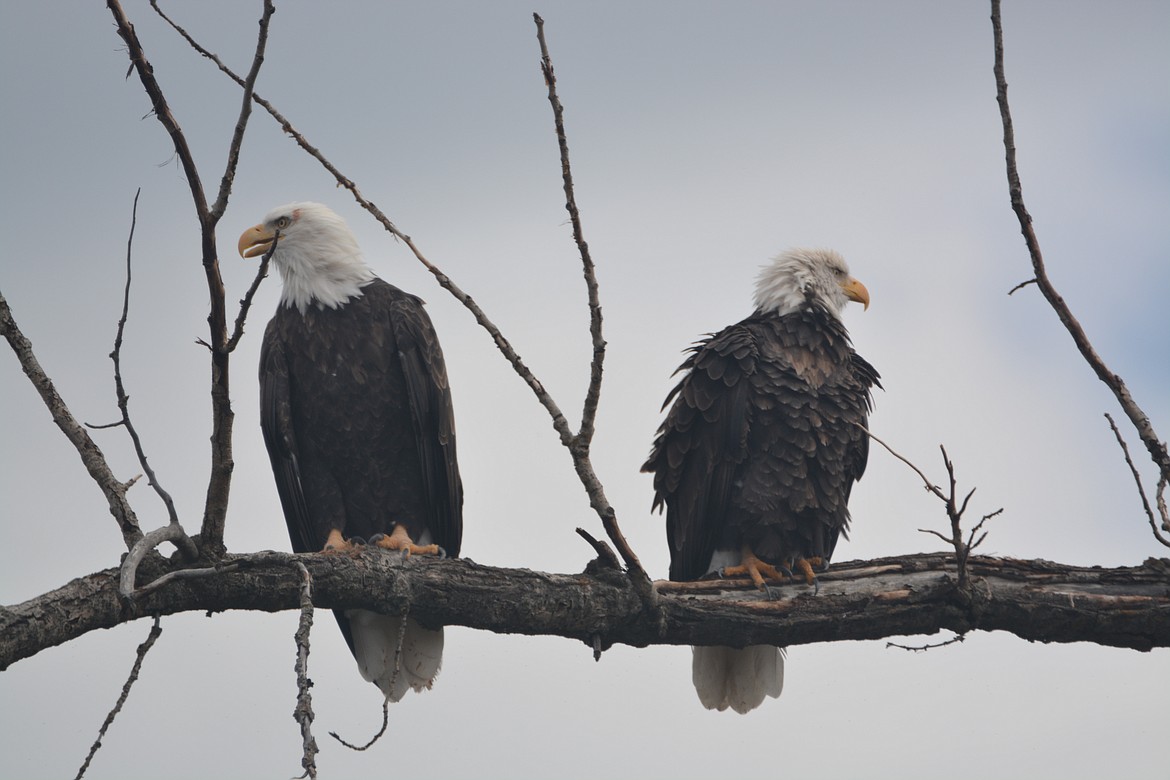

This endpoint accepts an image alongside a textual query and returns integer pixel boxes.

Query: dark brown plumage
[642,247,878,713]
[259,278,462,568]
[242,201,462,701]
[647,305,878,582]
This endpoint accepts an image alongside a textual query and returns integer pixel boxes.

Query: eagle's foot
[720,547,786,593]
[321,528,363,555]
[793,556,825,593]
[369,525,442,560]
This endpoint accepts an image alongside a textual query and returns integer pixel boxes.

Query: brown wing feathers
[644,307,878,582]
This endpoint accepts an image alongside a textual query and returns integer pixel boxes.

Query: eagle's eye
[275,215,292,229]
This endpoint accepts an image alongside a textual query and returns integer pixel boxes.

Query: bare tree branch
[204,0,275,221]
[0,290,143,550]
[292,561,318,780]
[531,13,646,587]
[108,0,275,558]
[1105,413,1170,548]
[5,552,1169,674]
[224,232,277,353]
[990,0,1170,494]
[73,616,162,780]
[860,426,1000,590]
[120,523,202,598]
[105,190,191,555]
[533,13,606,450]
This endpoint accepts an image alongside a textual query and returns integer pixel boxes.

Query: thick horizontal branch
[4,551,1168,671]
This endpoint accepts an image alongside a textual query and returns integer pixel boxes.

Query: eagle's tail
[691,644,784,714]
[346,609,444,702]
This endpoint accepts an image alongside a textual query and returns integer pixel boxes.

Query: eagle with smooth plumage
[642,248,878,713]
[239,202,463,702]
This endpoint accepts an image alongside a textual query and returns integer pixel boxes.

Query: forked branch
[860,426,1000,590]
[155,5,649,587]
[108,0,277,557]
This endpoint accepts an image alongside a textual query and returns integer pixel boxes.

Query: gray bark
[4,550,1168,671]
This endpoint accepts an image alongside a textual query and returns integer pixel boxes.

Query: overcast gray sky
[2,2,1168,778]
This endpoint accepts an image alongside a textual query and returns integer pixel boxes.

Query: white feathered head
[752,248,869,319]
[238,202,375,313]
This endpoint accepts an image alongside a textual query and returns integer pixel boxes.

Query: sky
[1,1,1168,778]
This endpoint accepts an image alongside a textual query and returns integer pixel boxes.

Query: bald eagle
[239,202,463,702]
[642,248,878,714]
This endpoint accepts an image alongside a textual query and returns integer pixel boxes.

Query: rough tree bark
[4,551,1168,672]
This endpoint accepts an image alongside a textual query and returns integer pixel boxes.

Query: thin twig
[575,527,621,571]
[104,192,199,596]
[857,424,945,500]
[991,0,1170,489]
[0,290,143,549]
[1105,414,1170,548]
[108,189,184,530]
[1007,278,1037,295]
[330,701,389,751]
[123,559,244,600]
[74,616,162,780]
[204,0,275,221]
[329,609,405,751]
[533,12,607,450]
[225,229,278,353]
[859,425,1000,590]
[887,633,965,652]
[292,562,318,780]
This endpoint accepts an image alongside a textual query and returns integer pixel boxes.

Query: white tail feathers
[692,645,785,714]
[346,609,444,702]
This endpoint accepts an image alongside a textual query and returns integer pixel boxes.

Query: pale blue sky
[2,2,1167,778]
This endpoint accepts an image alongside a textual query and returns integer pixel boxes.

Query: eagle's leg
[370,524,442,559]
[721,546,786,591]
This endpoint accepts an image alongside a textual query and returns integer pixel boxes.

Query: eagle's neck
[275,242,376,315]
[752,252,848,321]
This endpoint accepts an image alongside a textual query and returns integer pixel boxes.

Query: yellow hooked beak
[238,223,276,259]
[841,277,870,310]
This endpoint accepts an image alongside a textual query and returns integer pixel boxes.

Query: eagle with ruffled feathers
[643,248,879,713]
[239,202,462,702]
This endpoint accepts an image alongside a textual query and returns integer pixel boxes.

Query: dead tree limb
[0,290,143,550]
[990,0,1170,498]
[73,616,162,780]
[107,0,276,557]
[532,13,645,584]
[4,553,1168,673]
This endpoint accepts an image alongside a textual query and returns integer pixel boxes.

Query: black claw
[367,533,386,546]
[349,536,367,546]
[435,546,448,560]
